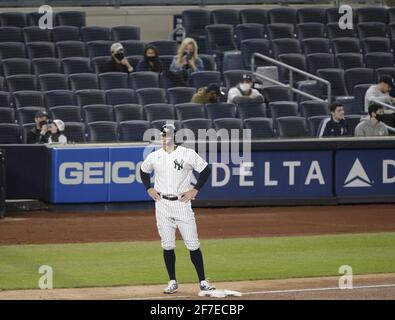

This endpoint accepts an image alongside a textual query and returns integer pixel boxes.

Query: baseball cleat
[163,280,178,294]
[199,280,216,291]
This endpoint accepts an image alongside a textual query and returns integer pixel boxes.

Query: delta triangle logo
[344,158,373,188]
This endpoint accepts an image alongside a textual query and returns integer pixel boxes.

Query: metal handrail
[371,99,395,133]
[251,53,332,103]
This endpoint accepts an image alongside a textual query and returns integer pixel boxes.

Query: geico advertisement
[51,146,333,203]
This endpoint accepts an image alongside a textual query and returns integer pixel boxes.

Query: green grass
[1,233,395,290]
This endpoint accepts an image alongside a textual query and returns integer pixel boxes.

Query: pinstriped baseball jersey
[141,145,207,196]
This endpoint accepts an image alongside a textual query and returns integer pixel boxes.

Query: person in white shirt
[48,119,67,144]
[140,124,215,294]
[227,74,263,104]
[364,75,395,113]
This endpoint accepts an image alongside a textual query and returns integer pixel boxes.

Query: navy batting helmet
[160,123,177,137]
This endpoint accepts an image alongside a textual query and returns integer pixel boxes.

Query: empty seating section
[1,7,394,143]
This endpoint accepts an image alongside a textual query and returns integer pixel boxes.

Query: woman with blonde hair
[168,37,204,85]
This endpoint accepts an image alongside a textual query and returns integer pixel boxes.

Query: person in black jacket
[318,101,350,137]
[136,45,162,73]
[98,42,134,74]
[26,110,50,144]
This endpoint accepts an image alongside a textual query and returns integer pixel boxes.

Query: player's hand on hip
[147,188,161,201]
[180,188,198,202]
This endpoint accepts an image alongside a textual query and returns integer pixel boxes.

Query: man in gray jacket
[364,75,395,113]
[355,103,389,137]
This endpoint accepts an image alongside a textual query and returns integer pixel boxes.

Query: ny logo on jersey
[174,159,184,170]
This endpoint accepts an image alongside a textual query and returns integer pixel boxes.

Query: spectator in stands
[355,103,389,137]
[319,101,350,137]
[48,119,67,144]
[98,43,134,73]
[136,45,162,73]
[364,75,395,113]
[27,111,50,144]
[191,83,223,104]
[168,38,204,86]
[227,74,263,104]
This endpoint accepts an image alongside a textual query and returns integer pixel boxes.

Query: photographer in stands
[191,83,223,104]
[48,119,67,144]
[98,42,134,73]
[355,103,389,137]
[27,111,51,144]
[319,101,350,137]
[227,74,263,104]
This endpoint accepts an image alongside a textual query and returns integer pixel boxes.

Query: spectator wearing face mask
[191,83,224,104]
[355,103,389,137]
[98,42,134,74]
[227,74,263,104]
[48,119,67,144]
[137,45,162,73]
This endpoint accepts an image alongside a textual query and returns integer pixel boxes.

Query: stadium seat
[62,57,93,74]
[32,58,62,75]
[362,37,391,53]
[182,9,211,39]
[2,58,31,77]
[50,106,82,123]
[376,67,395,83]
[309,115,329,136]
[0,77,3,91]
[297,8,326,24]
[17,106,45,125]
[114,104,144,122]
[0,27,23,42]
[0,92,11,109]
[181,118,213,139]
[45,90,75,109]
[214,118,244,139]
[190,71,221,88]
[23,27,51,42]
[269,101,298,120]
[119,120,151,142]
[83,104,114,124]
[0,107,15,124]
[81,26,110,42]
[278,53,307,83]
[1,12,27,28]
[27,12,43,27]
[206,102,236,120]
[344,68,376,95]
[306,53,336,74]
[336,53,364,70]
[56,11,86,28]
[111,26,141,41]
[137,88,167,106]
[326,8,352,24]
[211,9,240,27]
[300,100,329,118]
[13,90,44,109]
[0,123,21,143]
[106,88,137,106]
[356,7,388,24]
[326,22,356,39]
[63,122,86,143]
[332,38,362,54]
[302,38,331,55]
[144,103,175,122]
[129,72,159,90]
[6,74,37,92]
[357,22,387,39]
[21,123,35,143]
[235,24,266,47]
[52,26,80,42]
[268,7,297,25]
[240,8,268,25]
[149,40,178,56]
[272,38,300,57]
[389,8,395,24]
[296,23,325,39]
[92,56,111,74]
[39,73,69,91]
[317,68,348,97]
[244,117,275,139]
[87,121,118,142]
[159,55,176,74]
[121,40,146,56]
[0,42,26,59]
[69,73,99,91]
[365,52,394,69]
[276,116,310,138]
[345,115,363,134]
[76,89,106,106]
[56,41,87,59]
[167,87,196,105]
[87,40,113,58]
[205,24,237,55]
[199,54,216,71]
[175,103,206,121]
[240,39,271,69]
[262,86,293,104]
[236,101,266,120]
[353,84,372,114]
[267,23,294,40]
[223,70,254,89]
[26,42,55,59]
[98,72,128,90]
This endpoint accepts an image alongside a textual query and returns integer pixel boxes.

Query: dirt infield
[1,204,395,245]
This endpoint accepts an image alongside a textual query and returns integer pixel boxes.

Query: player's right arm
[140,153,161,201]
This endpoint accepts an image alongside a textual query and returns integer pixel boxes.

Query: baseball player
[140,124,215,294]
